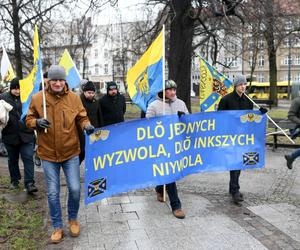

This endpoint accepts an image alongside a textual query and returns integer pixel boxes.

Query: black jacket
[80,94,103,128]
[218,91,253,111]
[100,93,126,126]
[0,92,34,145]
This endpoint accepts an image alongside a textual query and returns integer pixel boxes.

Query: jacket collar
[233,90,246,100]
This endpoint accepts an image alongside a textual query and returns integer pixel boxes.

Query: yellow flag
[126,29,163,111]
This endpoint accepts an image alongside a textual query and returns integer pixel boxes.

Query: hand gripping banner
[84,110,267,205]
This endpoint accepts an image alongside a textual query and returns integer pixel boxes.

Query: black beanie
[106,81,117,91]
[10,78,20,90]
[82,81,96,92]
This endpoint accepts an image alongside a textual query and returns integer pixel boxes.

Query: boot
[172,209,185,219]
[69,220,80,237]
[284,155,293,169]
[156,192,164,202]
[50,229,64,243]
[26,183,38,194]
[232,192,244,203]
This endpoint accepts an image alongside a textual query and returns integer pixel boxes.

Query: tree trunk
[168,0,194,111]
[267,39,278,105]
[264,0,278,106]
[12,0,22,78]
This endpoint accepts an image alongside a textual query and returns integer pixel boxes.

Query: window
[117,64,121,74]
[226,41,237,51]
[225,57,237,67]
[94,34,98,43]
[248,56,253,67]
[248,39,254,49]
[294,73,300,82]
[258,73,264,82]
[95,65,99,75]
[283,55,292,65]
[294,55,300,65]
[285,20,292,30]
[94,49,98,58]
[104,64,108,74]
[104,49,108,58]
[284,74,289,81]
[258,55,264,67]
[283,38,290,48]
[258,38,264,49]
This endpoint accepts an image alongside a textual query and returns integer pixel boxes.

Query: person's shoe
[156,192,164,202]
[69,220,80,237]
[50,229,64,243]
[232,192,244,203]
[26,183,38,194]
[9,182,19,190]
[284,155,293,169]
[172,209,185,219]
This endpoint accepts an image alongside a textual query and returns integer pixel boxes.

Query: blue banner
[84,110,267,205]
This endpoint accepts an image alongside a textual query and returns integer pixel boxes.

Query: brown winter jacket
[26,84,90,162]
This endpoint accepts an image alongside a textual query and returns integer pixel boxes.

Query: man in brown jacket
[26,65,94,243]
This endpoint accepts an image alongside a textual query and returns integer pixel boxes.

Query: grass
[0,175,47,249]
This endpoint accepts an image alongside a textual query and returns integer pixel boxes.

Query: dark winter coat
[100,93,126,126]
[288,96,300,125]
[0,92,34,145]
[78,94,104,160]
[80,94,103,128]
[217,90,253,111]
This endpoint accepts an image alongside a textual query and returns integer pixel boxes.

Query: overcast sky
[94,0,162,25]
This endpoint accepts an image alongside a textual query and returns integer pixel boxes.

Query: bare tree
[240,0,300,105]
[166,0,243,110]
[0,0,68,77]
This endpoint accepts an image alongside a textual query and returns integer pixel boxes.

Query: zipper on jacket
[63,111,66,129]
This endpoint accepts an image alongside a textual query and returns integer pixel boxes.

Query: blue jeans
[42,156,80,229]
[156,182,181,210]
[290,148,300,161]
[4,142,35,186]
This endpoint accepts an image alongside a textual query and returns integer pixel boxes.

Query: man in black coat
[100,82,126,126]
[217,74,253,204]
[79,80,103,164]
[0,78,37,193]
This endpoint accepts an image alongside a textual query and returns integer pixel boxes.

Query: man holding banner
[26,65,94,243]
[218,74,267,204]
[146,80,189,219]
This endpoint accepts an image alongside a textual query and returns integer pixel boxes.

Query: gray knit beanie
[48,65,66,81]
[233,74,247,86]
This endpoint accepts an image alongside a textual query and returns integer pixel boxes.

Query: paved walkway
[43,147,300,250]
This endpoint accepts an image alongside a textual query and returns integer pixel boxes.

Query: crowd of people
[0,66,296,244]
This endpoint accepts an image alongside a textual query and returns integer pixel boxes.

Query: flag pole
[162,24,167,202]
[244,94,294,144]
[36,25,47,133]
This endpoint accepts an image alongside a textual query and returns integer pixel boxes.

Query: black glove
[36,118,51,129]
[84,124,95,135]
[259,107,268,114]
[177,111,186,118]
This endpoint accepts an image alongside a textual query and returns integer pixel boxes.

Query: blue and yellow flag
[59,49,81,89]
[199,57,233,112]
[126,30,163,112]
[20,25,43,119]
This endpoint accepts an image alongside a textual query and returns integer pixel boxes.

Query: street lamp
[288,35,292,100]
